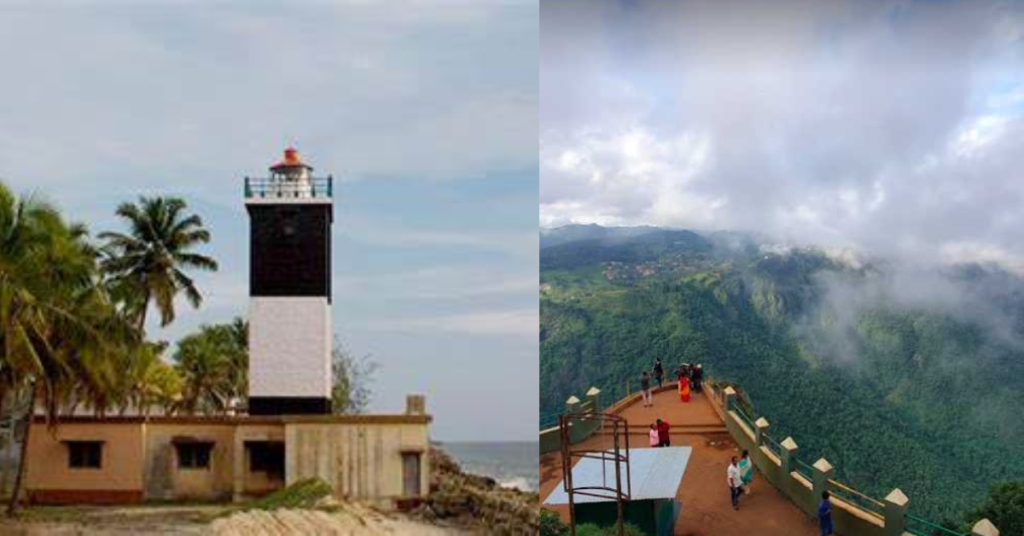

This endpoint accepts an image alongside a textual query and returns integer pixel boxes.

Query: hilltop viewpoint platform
[541,386,816,536]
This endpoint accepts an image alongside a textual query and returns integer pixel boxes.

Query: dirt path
[541,389,817,536]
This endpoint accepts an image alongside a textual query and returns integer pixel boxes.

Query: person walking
[692,364,703,393]
[653,359,664,389]
[655,418,671,447]
[649,424,660,448]
[640,371,653,407]
[818,491,835,536]
[728,457,743,510]
[738,450,753,494]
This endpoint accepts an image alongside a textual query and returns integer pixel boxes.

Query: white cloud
[541,0,1024,270]
[360,309,538,337]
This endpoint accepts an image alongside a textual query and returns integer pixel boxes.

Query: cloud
[541,0,1024,270]
[360,308,539,337]
[0,1,538,209]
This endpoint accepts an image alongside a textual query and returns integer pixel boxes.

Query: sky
[541,0,1024,272]
[0,1,538,441]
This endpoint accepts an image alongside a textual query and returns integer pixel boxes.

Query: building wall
[144,423,238,501]
[24,416,429,507]
[232,422,287,499]
[285,420,430,508]
[25,422,145,504]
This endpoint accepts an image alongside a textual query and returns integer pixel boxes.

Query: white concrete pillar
[812,458,833,501]
[780,437,798,476]
[755,417,770,446]
[884,488,909,536]
[723,386,737,413]
[972,519,999,536]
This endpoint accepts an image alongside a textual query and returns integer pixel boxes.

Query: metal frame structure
[559,412,631,536]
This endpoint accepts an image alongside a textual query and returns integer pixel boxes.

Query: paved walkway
[541,388,818,536]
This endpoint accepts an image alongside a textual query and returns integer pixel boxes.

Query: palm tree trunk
[6,386,35,517]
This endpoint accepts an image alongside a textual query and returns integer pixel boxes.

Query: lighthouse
[244,148,333,415]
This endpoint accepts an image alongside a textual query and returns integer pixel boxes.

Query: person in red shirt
[655,418,671,447]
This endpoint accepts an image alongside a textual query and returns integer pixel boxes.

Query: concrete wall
[144,423,238,501]
[232,422,287,499]
[284,420,430,509]
[25,422,145,503]
[25,415,429,508]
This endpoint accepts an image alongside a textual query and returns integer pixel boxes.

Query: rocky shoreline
[414,447,540,535]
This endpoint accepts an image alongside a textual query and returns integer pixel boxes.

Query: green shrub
[540,509,569,536]
[575,522,646,536]
[247,478,334,511]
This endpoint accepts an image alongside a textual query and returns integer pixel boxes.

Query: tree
[966,482,1024,536]
[0,183,120,515]
[117,342,182,416]
[99,196,218,331]
[331,338,378,414]
[173,320,247,415]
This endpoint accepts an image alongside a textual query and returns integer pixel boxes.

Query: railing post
[812,458,833,503]
[586,387,602,414]
[883,488,909,536]
[780,437,798,476]
[566,395,580,414]
[723,386,737,413]
[972,518,1000,536]
[755,417,770,446]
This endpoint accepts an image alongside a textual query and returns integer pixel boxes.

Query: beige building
[25,395,431,508]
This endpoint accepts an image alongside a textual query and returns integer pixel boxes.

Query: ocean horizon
[440,440,539,493]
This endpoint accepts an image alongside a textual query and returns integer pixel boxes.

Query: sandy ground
[0,503,472,536]
[209,505,472,536]
[0,505,215,535]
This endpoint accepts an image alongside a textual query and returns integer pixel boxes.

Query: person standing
[678,370,691,403]
[693,364,703,393]
[738,450,753,494]
[653,359,664,389]
[649,424,660,448]
[818,491,834,536]
[640,371,653,407]
[728,457,743,510]
[656,418,671,447]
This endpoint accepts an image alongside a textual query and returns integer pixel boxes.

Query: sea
[441,441,539,493]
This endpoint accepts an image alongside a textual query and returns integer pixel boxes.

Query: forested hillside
[539,225,1024,521]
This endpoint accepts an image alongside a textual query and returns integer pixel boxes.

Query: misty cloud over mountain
[541,0,1024,272]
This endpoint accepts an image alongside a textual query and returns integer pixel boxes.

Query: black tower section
[247,204,332,301]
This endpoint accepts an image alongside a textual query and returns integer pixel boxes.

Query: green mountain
[539,225,1024,521]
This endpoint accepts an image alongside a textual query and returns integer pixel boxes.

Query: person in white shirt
[728,456,743,510]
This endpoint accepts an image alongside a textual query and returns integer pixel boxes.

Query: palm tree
[99,197,218,332]
[119,342,182,416]
[174,320,247,415]
[0,182,112,515]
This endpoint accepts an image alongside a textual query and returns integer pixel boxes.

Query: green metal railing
[714,383,965,536]
[827,479,886,518]
[794,458,814,480]
[762,433,783,459]
[906,514,969,536]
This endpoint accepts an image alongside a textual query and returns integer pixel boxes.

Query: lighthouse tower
[244,148,333,415]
